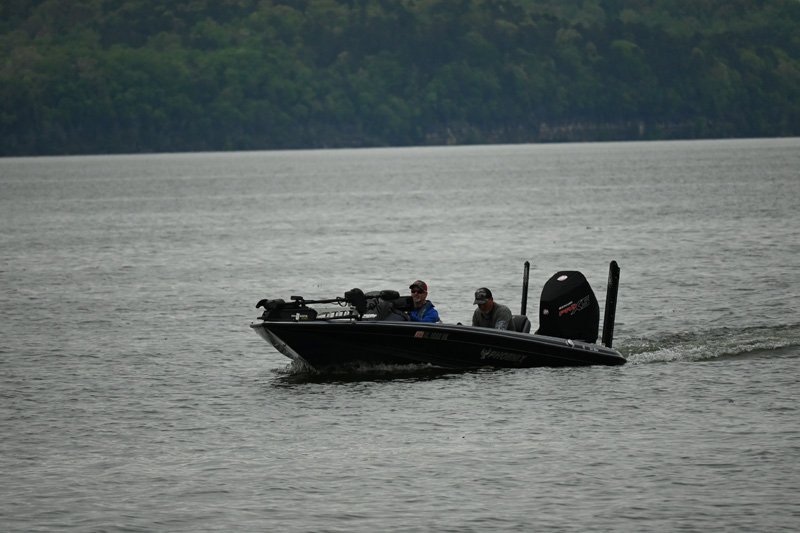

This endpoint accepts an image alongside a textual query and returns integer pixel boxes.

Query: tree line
[1,0,799,156]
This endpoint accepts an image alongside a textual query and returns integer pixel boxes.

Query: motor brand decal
[480,348,526,363]
[414,331,449,340]
[558,294,592,317]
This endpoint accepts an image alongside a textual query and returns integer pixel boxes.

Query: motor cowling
[536,271,599,343]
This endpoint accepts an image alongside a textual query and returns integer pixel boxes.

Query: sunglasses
[410,289,426,294]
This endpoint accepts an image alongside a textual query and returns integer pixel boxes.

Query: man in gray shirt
[471,287,512,330]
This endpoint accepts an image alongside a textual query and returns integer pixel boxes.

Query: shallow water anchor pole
[521,261,530,315]
[602,260,620,348]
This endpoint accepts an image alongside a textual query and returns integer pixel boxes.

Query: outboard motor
[536,271,599,343]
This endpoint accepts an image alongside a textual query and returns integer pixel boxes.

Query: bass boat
[251,261,624,371]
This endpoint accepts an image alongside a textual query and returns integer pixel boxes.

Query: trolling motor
[255,286,418,322]
[256,288,368,321]
[255,296,320,321]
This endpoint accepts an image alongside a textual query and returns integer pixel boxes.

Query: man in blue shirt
[408,280,441,323]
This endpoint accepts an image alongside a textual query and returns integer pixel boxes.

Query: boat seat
[509,314,531,333]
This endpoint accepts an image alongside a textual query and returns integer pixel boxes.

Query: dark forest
[2,0,799,155]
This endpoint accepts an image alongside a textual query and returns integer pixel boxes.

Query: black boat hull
[251,320,625,371]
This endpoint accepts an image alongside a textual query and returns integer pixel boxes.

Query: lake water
[1,139,799,531]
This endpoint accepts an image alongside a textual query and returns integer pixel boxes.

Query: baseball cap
[409,280,428,292]
[473,287,492,304]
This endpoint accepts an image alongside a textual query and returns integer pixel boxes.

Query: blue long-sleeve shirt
[409,301,441,323]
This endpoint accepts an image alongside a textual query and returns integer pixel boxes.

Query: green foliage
[1,0,799,155]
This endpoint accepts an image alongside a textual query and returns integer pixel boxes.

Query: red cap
[409,280,428,292]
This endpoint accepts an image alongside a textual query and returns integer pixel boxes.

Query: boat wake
[621,323,800,364]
